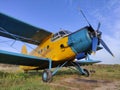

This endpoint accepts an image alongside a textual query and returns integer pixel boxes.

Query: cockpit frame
[51,30,71,41]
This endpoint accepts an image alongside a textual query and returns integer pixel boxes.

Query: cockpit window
[53,33,59,37]
[51,33,60,41]
[51,30,72,41]
[59,31,66,36]
[64,30,71,34]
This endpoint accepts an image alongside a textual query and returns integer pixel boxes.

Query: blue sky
[0,0,120,64]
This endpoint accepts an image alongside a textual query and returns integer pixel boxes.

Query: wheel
[42,69,52,82]
[83,69,89,77]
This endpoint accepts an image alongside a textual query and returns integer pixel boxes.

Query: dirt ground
[94,81,120,90]
[50,78,120,90]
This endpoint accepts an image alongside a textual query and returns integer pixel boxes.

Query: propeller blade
[97,22,101,32]
[100,39,114,57]
[92,37,98,54]
[79,9,91,26]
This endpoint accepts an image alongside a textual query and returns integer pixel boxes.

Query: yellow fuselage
[20,35,76,71]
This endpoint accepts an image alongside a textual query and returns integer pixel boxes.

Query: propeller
[92,23,100,54]
[97,22,101,32]
[79,9,114,57]
[100,39,114,57]
[91,23,114,57]
[92,37,98,54]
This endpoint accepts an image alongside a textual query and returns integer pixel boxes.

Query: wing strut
[0,27,40,45]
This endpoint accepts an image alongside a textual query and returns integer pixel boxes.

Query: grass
[86,64,120,81]
[0,64,120,90]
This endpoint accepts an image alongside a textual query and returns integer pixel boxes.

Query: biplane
[0,12,114,82]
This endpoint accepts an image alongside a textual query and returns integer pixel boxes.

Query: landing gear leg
[42,61,68,82]
[71,62,90,77]
[82,69,89,77]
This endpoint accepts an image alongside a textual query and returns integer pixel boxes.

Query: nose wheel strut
[82,69,89,77]
[71,62,90,77]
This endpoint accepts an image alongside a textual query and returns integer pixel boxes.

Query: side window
[51,33,60,41]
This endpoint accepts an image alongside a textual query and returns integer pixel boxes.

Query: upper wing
[0,13,52,45]
[0,50,50,68]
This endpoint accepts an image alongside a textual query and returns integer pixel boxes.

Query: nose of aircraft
[68,27,92,54]
[68,26,114,57]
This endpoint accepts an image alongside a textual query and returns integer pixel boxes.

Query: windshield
[51,30,72,41]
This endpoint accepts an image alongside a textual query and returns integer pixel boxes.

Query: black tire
[42,69,52,82]
[83,69,89,77]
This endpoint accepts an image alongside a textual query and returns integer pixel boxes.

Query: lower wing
[0,50,50,68]
[75,59,101,65]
